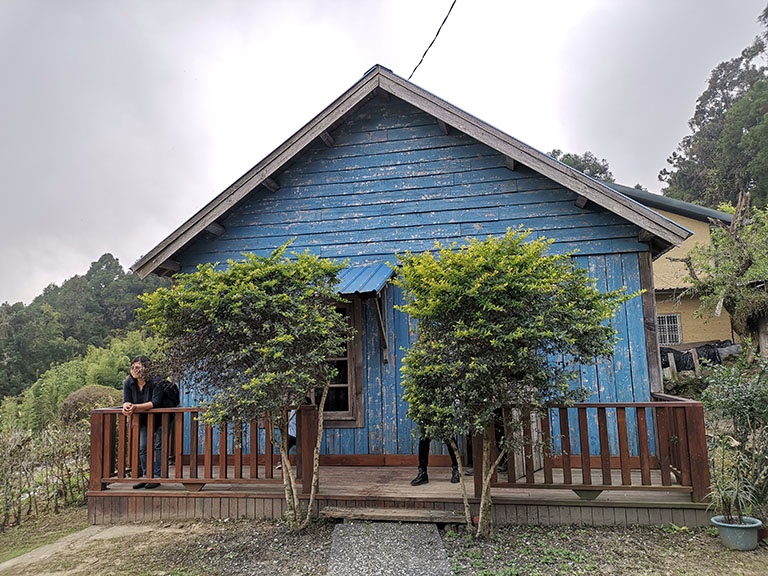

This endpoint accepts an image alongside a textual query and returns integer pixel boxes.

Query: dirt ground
[2,506,768,575]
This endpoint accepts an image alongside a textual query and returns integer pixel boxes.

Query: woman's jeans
[139,424,162,478]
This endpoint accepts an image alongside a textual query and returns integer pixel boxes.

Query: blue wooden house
[131,64,691,462]
[89,65,712,526]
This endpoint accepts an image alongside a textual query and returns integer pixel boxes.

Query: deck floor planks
[90,464,710,527]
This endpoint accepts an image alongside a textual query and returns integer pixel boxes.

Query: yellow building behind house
[609,184,735,350]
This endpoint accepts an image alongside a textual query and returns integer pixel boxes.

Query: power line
[408,0,457,80]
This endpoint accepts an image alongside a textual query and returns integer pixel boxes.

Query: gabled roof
[132,65,691,279]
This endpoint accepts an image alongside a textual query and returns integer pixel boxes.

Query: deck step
[320,506,466,524]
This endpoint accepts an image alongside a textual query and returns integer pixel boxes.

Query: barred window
[657,313,682,345]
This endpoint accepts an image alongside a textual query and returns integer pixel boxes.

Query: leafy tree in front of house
[139,244,350,530]
[393,229,631,538]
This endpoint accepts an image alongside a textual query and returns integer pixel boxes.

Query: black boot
[410,468,429,486]
[451,466,460,484]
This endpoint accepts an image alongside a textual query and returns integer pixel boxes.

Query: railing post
[685,401,710,502]
[89,410,106,491]
[298,404,318,494]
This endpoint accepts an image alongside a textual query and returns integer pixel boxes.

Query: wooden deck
[87,464,710,527]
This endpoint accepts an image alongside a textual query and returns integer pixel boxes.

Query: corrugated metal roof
[336,263,393,295]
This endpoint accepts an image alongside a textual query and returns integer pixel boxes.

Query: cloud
[0,0,764,304]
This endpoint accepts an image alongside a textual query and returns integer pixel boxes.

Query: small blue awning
[336,263,393,295]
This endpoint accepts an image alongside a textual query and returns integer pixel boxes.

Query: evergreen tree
[660,37,768,208]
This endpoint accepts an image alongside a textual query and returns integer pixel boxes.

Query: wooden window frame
[320,298,364,428]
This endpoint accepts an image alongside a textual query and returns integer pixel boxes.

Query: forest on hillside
[0,254,169,429]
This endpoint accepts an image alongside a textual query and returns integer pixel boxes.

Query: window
[657,313,682,345]
[314,299,363,428]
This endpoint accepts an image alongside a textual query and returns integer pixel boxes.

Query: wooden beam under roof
[157,259,181,273]
[436,118,449,135]
[264,177,280,193]
[204,222,226,237]
[575,195,588,209]
[320,130,335,147]
[504,156,517,171]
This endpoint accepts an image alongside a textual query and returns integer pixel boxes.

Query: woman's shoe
[451,466,460,483]
[132,483,147,489]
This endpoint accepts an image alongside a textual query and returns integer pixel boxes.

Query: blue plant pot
[711,515,763,551]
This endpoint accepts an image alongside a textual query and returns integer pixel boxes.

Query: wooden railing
[89,405,318,493]
[90,397,709,502]
[477,395,709,502]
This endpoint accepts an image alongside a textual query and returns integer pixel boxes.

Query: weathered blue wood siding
[176,94,653,457]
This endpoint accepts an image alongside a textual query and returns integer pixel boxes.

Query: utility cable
[408,0,457,80]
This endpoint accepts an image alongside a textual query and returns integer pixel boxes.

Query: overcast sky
[1,0,765,305]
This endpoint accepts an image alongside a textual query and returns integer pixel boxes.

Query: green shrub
[60,385,122,424]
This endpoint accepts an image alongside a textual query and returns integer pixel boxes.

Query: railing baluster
[597,407,612,485]
[578,407,592,485]
[559,407,572,485]
[617,407,631,485]
[674,407,691,486]
[204,424,214,480]
[637,408,651,486]
[250,418,259,479]
[160,413,171,478]
[234,422,243,479]
[656,406,673,486]
[131,415,141,479]
[190,413,199,479]
[541,413,553,485]
[117,414,127,479]
[174,411,184,479]
[265,422,274,479]
[146,413,156,479]
[522,410,535,483]
[219,422,228,479]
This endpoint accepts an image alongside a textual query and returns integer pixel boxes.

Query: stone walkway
[327,521,453,576]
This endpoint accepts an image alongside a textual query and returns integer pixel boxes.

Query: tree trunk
[757,315,768,359]
[475,423,502,538]
[298,382,329,530]
[447,437,474,531]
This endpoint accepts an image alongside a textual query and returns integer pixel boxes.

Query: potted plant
[708,433,763,550]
